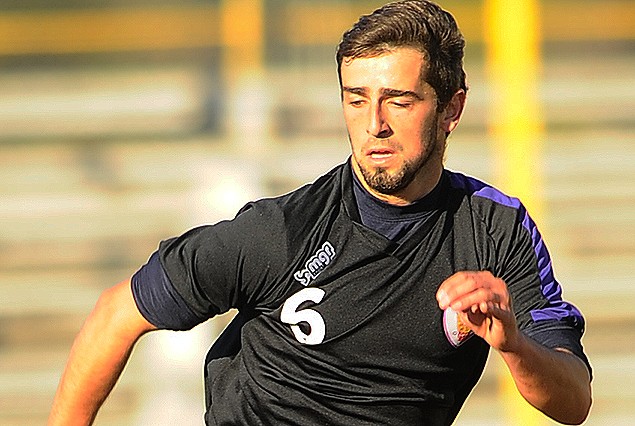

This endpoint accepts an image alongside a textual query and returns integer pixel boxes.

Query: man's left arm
[437,271,592,425]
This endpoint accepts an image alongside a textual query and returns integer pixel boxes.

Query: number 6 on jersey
[280,287,326,345]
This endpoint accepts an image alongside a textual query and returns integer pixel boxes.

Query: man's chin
[363,170,409,195]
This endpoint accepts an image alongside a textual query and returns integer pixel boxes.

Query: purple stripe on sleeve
[519,207,583,325]
[448,171,584,328]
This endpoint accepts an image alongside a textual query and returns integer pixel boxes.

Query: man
[49,1,592,425]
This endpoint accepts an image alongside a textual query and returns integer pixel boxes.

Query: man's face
[341,47,454,204]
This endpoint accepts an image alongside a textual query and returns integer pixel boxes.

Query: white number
[280,288,326,345]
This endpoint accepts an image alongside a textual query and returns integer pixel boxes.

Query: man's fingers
[437,271,482,309]
[442,287,501,312]
[437,271,508,311]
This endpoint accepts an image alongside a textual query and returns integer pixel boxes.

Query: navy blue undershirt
[352,168,444,242]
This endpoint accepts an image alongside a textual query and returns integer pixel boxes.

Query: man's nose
[367,103,392,138]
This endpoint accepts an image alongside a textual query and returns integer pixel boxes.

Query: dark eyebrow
[381,88,423,100]
[341,86,367,96]
[341,86,423,101]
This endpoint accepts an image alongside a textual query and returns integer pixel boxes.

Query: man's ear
[441,90,466,134]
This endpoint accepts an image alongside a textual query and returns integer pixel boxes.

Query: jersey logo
[293,241,336,286]
[443,308,474,347]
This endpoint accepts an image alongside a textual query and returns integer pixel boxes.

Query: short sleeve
[156,202,289,321]
[497,203,591,377]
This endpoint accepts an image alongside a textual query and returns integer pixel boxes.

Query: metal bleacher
[0,1,634,425]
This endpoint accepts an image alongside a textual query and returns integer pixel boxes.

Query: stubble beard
[359,157,421,195]
[356,127,441,196]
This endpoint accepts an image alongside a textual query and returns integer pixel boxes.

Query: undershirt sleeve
[131,251,209,330]
[523,320,593,379]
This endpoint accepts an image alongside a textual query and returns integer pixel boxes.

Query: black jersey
[132,161,589,425]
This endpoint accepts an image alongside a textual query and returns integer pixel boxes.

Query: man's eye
[348,100,365,107]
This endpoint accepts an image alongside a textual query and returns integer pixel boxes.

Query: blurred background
[0,0,633,424]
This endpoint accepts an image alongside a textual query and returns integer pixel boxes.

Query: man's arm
[437,271,592,425]
[498,333,591,425]
[48,279,157,425]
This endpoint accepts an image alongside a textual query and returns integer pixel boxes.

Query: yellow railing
[0,2,632,56]
[0,6,219,55]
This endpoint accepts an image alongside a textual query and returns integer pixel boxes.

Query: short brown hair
[336,0,467,109]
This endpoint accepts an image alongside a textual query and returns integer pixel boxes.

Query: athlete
[49,1,592,425]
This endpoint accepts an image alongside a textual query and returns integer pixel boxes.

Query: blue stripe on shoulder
[447,171,584,330]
